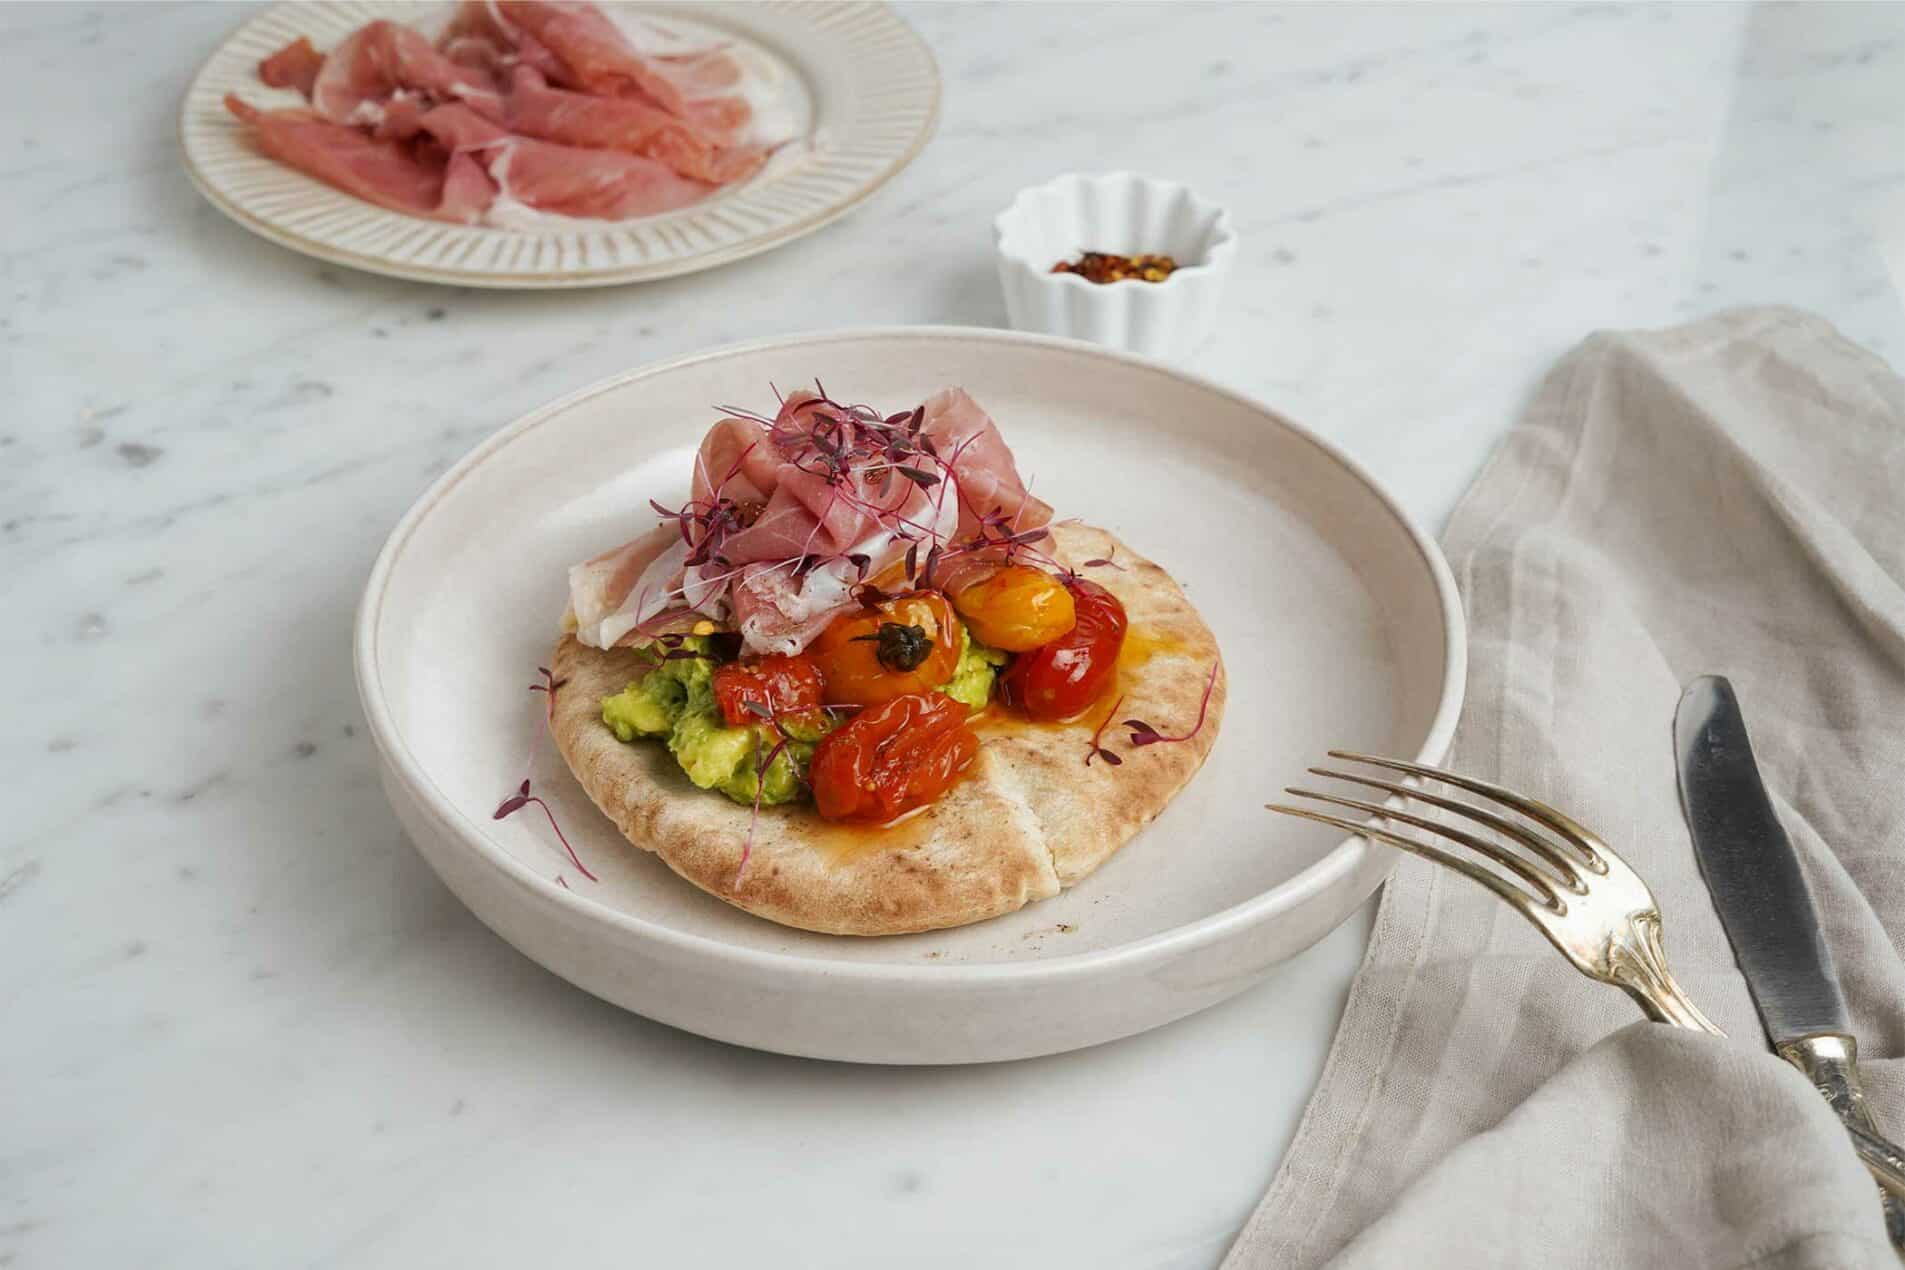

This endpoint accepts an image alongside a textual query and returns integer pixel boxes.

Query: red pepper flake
[1051,252,1179,284]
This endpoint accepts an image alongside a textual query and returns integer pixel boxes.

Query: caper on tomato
[808,592,960,708]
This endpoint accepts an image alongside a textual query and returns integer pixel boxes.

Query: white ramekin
[993,172,1237,362]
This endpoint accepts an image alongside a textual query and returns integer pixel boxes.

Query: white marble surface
[8,2,1905,1265]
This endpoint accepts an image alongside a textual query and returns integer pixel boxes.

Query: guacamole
[600,636,718,741]
[941,625,1008,712]
[600,638,833,808]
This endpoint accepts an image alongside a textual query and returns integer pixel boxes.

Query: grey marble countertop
[8,2,1905,1266]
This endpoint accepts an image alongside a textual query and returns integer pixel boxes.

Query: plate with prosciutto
[355,327,1465,1062]
[180,2,937,287]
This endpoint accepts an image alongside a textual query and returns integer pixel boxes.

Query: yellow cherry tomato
[950,564,1077,651]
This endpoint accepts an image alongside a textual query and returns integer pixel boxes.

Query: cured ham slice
[310,20,504,128]
[417,104,713,220]
[223,95,487,223]
[690,416,781,508]
[493,2,753,139]
[494,0,688,111]
[652,46,743,97]
[259,37,324,98]
[503,67,764,186]
[438,0,565,82]
[920,388,1054,536]
[438,150,500,222]
[568,526,689,649]
[730,558,871,658]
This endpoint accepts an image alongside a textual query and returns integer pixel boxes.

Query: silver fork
[1270,749,1905,1200]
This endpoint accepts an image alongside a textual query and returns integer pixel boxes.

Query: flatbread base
[550,522,1226,935]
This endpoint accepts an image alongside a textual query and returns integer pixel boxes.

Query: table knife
[1675,674,1905,1245]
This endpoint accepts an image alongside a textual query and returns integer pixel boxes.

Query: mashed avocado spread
[600,624,1007,808]
[942,624,1008,712]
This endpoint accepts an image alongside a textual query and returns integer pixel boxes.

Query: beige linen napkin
[1225,307,1905,1269]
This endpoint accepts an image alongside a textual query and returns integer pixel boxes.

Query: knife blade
[1675,674,1905,1249]
[1673,674,1847,1042]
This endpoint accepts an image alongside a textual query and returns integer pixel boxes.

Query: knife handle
[1778,1033,1905,1242]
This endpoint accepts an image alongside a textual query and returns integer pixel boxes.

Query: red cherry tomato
[998,578,1127,721]
[809,692,979,823]
[711,654,824,728]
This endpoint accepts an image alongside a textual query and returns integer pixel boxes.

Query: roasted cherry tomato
[950,564,1077,651]
[999,578,1127,721]
[809,691,979,823]
[711,654,825,728]
[808,592,961,708]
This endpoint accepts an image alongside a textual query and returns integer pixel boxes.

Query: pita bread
[550,522,1225,935]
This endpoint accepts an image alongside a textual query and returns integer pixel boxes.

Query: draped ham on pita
[568,388,1059,658]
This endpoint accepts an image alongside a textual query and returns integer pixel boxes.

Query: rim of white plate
[178,1,940,288]
[353,327,1468,983]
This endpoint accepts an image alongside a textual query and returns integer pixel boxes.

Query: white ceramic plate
[180,2,938,288]
[354,328,1466,1063]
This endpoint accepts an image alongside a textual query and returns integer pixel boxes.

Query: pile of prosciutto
[224,1,777,225]
[568,387,1054,657]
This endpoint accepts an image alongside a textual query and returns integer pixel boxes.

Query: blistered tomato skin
[808,593,961,708]
[711,654,825,728]
[950,564,1077,652]
[809,692,980,822]
[999,578,1128,721]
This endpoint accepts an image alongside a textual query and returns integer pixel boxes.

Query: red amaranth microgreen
[494,777,599,883]
[852,581,905,610]
[1084,695,1126,767]
[894,465,939,489]
[494,669,598,884]
[1123,663,1220,751]
[736,730,792,888]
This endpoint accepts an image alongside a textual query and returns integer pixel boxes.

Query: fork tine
[1285,788,1564,908]
[1268,804,1545,915]
[1308,767,1585,889]
[1328,750,1607,871]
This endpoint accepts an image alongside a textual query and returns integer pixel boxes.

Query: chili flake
[1051,251,1179,284]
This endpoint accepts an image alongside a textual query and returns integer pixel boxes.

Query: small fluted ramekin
[994,172,1237,362]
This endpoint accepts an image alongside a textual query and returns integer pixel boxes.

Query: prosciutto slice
[494,1,685,110]
[568,526,689,649]
[310,20,504,127]
[259,37,324,98]
[690,416,782,509]
[223,96,490,223]
[417,103,713,220]
[492,2,753,138]
[438,0,566,81]
[920,388,1054,536]
[503,66,764,185]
